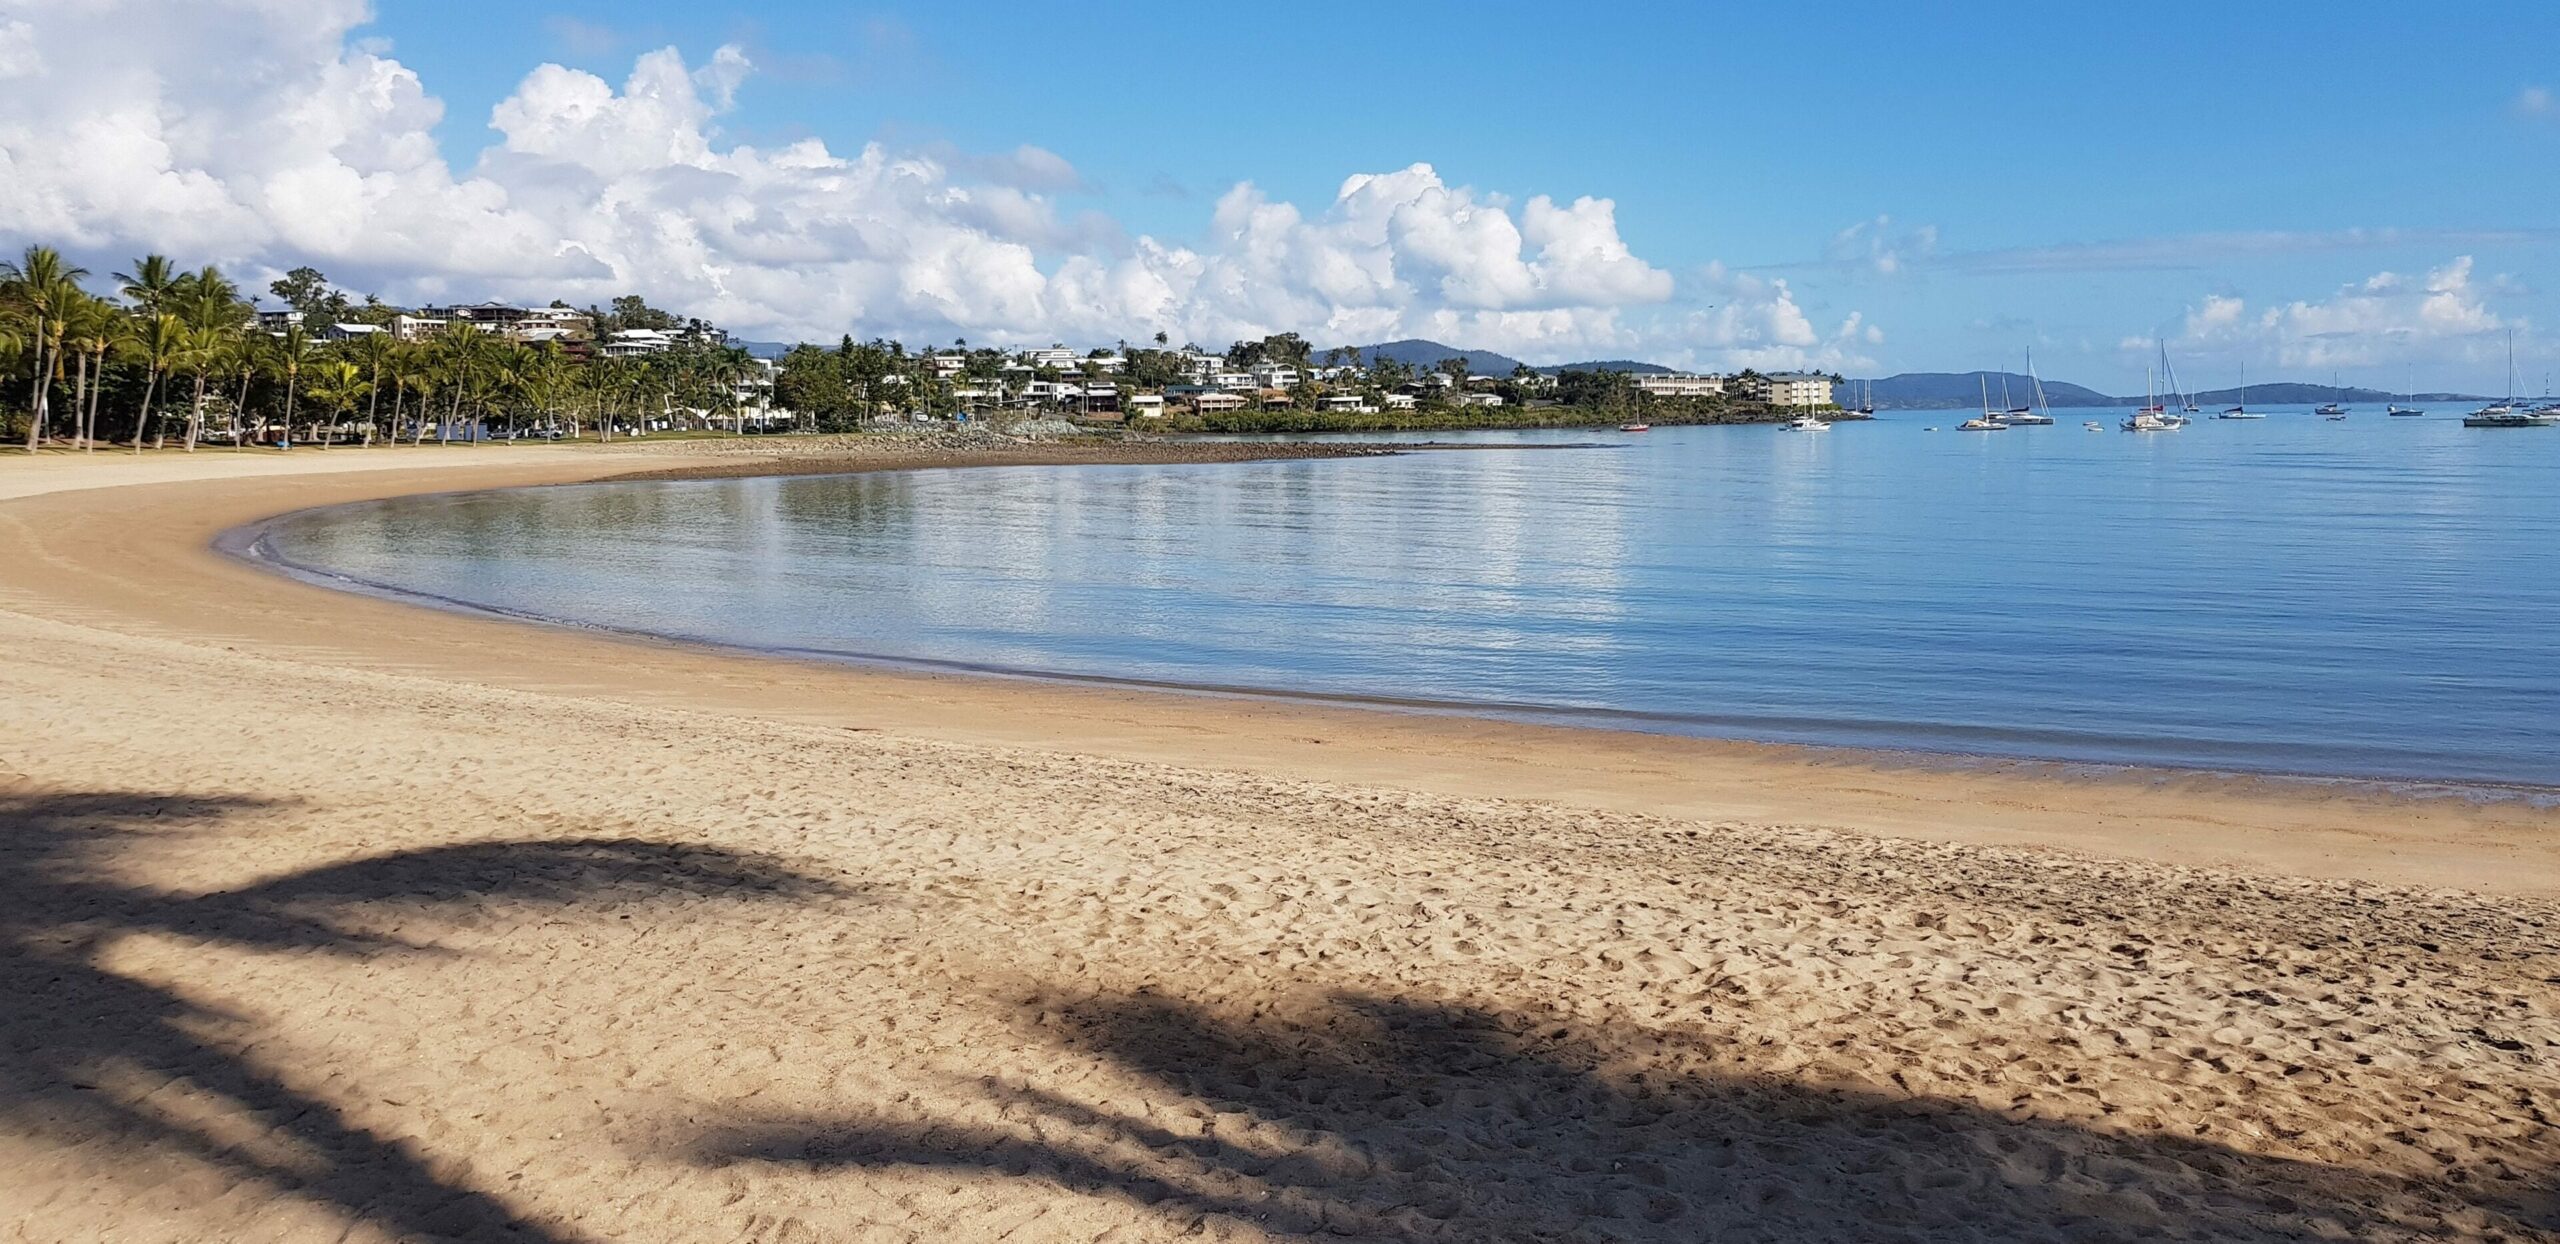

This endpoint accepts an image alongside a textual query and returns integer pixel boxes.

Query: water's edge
[215,475,2560,809]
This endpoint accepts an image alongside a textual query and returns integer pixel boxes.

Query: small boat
[1619,423,1650,432]
[2315,402,2347,417]
[2218,364,2264,417]
[1787,413,1830,431]
[2083,420,2103,431]
[2388,368,2423,416]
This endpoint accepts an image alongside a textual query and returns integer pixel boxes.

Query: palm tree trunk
[69,349,89,451]
[23,328,46,452]
[282,373,298,451]
[231,368,252,452]
[132,367,160,452]
[186,372,206,452]
[390,387,405,446]
[364,366,381,447]
[88,347,107,450]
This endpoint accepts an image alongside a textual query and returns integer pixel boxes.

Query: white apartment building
[1632,373,1725,398]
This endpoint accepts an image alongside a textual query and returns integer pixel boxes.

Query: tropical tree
[349,329,396,445]
[3,246,88,451]
[266,323,312,448]
[172,265,246,451]
[301,359,365,446]
[115,254,182,315]
[119,312,188,451]
[430,325,490,443]
[62,295,123,451]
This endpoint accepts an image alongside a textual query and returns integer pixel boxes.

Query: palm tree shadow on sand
[695,987,2557,1242]
[0,788,857,1243]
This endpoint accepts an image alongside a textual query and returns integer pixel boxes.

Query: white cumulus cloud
[0,0,1798,364]
[2150,257,2524,373]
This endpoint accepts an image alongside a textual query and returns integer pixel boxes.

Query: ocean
[253,407,2560,788]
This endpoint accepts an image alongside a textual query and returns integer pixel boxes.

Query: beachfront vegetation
[0,246,776,451]
[4,239,1827,449]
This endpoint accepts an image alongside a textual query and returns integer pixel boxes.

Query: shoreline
[6,439,2559,1240]
[6,438,2554,896]
[230,491,2560,810]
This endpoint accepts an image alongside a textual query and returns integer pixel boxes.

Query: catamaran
[2002,350,2055,423]
[1787,413,1831,432]
[1960,374,2007,430]
[2217,363,2264,418]
[2123,366,2180,431]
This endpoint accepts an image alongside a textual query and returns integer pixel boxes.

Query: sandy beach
[3,439,2556,1242]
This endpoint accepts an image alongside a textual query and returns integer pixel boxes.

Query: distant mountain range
[1329,340,1686,376]
[1846,373,2490,409]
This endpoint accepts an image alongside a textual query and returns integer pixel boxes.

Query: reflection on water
[262,411,2560,786]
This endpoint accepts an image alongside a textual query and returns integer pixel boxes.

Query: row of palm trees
[2,245,767,453]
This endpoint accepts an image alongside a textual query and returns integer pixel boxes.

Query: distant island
[1320,347,2495,410]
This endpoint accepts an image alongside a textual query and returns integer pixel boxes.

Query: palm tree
[3,246,88,452]
[115,254,181,315]
[266,323,311,449]
[302,359,364,446]
[171,265,245,452]
[61,296,122,452]
[349,330,395,445]
[120,312,187,452]
[430,326,489,444]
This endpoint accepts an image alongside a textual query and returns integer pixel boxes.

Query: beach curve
[3,441,2557,1241]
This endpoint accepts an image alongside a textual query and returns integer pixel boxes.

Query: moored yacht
[2217,364,2265,417]
[1787,413,1830,431]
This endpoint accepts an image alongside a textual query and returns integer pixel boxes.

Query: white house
[321,322,387,342]
[600,328,676,358]
[1128,394,1167,419]
[1190,392,1248,412]
[390,313,449,342]
[1381,393,1418,410]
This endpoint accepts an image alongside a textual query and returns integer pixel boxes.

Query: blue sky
[8,1,2558,390]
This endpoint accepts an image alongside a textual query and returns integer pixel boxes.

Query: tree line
[1,246,765,452]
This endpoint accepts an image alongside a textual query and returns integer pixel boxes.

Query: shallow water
[258,408,2560,787]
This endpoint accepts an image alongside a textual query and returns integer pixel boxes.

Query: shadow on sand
[0,788,853,1243]
[696,986,2555,1242]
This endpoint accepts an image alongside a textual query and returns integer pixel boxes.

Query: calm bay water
[257,408,2560,787]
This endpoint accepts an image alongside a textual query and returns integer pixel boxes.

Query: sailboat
[2217,363,2264,418]
[2123,366,2179,431]
[2003,350,2055,424]
[2387,368,2424,416]
[2467,331,2560,427]
[1959,374,2008,430]
[1851,380,1876,416]
[2153,340,2193,424]
[2314,371,2348,418]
